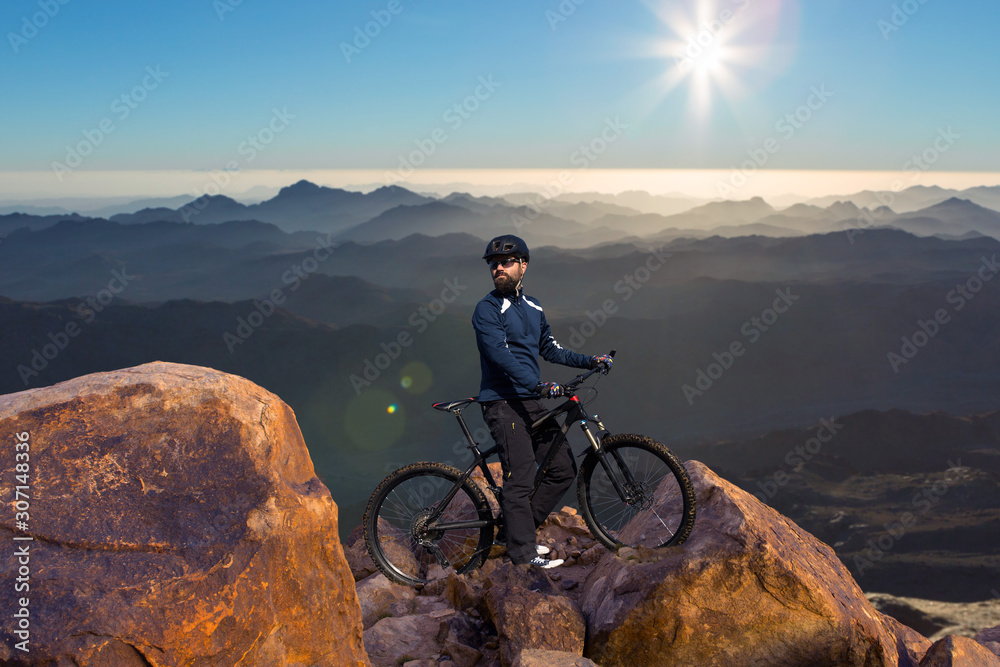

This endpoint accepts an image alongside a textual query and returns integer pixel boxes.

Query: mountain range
[5,181,1000,244]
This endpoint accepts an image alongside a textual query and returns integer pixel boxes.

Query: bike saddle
[431,397,478,412]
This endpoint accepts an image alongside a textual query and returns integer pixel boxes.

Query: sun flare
[638,0,787,119]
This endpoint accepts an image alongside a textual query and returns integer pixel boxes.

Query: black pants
[482,398,577,564]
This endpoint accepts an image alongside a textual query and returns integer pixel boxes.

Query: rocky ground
[348,462,1000,667]
[345,507,605,667]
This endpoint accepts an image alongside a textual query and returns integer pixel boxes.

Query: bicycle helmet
[483,234,530,263]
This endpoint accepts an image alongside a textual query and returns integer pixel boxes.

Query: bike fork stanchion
[579,421,632,503]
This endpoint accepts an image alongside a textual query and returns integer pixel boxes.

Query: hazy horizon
[4,168,1000,206]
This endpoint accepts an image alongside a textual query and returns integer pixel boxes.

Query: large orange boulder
[0,362,368,666]
[579,461,899,667]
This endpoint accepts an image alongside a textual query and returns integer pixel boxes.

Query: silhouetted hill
[548,190,708,216]
[252,181,432,232]
[806,185,1000,214]
[110,180,433,233]
[0,218,332,302]
[0,212,96,236]
[497,193,643,224]
[439,192,506,215]
[593,198,843,237]
[678,196,776,224]
[335,199,611,248]
[337,201,484,242]
[888,198,1000,238]
[91,195,195,218]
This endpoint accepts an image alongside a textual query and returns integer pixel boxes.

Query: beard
[493,273,519,297]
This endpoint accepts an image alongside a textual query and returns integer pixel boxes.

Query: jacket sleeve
[538,309,592,369]
[473,300,540,393]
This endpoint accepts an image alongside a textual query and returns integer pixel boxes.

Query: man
[472,234,613,568]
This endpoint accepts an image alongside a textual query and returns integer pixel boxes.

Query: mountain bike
[363,351,697,587]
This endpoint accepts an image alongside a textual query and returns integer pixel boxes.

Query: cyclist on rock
[472,234,613,568]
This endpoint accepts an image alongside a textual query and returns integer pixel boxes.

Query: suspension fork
[578,419,637,504]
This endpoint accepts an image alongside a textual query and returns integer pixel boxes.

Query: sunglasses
[488,257,522,270]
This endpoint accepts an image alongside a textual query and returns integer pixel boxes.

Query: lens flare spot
[399,361,433,394]
[344,389,405,451]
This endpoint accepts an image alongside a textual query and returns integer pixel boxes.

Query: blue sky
[2,0,998,197]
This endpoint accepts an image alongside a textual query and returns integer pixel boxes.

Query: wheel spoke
[365,464,494,586]
[579,436,696,550]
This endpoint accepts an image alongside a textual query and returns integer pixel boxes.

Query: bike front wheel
[578,434,696,550]
[364,462,494,587]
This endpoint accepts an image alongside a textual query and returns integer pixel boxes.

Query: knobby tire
[578,434,696,550]
[364,462,494,587]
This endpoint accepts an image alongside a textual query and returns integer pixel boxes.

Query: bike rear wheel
[364,462,494,587]
[578,434,696,550]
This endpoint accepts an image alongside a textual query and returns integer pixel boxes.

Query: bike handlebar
[562,349,615,392]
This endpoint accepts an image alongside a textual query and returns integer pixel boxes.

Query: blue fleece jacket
[472,288,592,401]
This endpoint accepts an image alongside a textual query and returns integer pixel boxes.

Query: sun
[636,0,788,119]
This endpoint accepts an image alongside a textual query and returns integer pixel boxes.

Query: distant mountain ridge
[4,180,999,232]
[108,180,434,234]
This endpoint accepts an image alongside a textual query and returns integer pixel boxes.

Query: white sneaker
[536,545,550,556]
[529,556,564,569]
